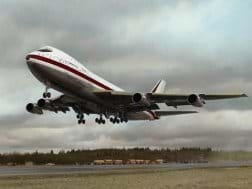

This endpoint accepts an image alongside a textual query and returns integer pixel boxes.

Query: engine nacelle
[37,99,47,108]
[26,103,43,114]
[37,98,70,113]
[132,93,151,106]
[37,98,55,111]
[187,94,204,107]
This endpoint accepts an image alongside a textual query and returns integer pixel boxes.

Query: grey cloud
[0,113,32,129]
[1,111,252,152]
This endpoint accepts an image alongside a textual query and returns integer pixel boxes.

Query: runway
[0,161,252,176]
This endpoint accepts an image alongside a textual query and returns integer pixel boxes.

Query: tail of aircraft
[151,80,166,93]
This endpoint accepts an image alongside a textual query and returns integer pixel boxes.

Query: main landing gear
[95,115,106,124]
[109,116,128,124]
[109,117,120,124]
[77,113,85,124]
[75,112,128,125]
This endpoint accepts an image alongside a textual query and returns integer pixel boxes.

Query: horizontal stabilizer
[155,110,198,117]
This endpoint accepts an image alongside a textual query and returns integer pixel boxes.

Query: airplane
[25,46,247,125]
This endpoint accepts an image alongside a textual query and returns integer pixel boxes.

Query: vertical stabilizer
[151,80,166,93]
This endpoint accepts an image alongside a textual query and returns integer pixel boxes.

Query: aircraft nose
[26,50,38,61]
[25,52,36,67]
[26,51,37,63]
[26,54,31,61]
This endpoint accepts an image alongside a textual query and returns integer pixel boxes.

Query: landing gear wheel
[110,117,114,122]
[96,114,106,125]
[46,92,51,98]
[43,92,51,98]
[121,118,128,123]
[110,116,122,124]
[95,118,99,123]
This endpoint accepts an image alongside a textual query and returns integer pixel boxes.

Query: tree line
[0,147,212,165]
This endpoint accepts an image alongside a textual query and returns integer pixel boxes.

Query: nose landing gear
[43,86,51,98]
[43,92,51,98]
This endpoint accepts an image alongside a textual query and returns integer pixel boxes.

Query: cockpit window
[38,48,53,52]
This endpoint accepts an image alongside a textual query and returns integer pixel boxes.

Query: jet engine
[132,93,151,106]
[187,94,205,107]
[37,98,55,111]
[26,103,43,114]
[37,98,47,108]
[37,98,70,113]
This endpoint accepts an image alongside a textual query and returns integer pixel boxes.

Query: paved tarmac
[0,161,252,176]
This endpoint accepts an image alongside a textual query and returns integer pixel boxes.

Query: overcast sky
[0,0,251,152]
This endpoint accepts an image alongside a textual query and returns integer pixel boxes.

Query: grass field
[0,167,251,189]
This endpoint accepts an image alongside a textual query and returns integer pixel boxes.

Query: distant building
[7,162,15,166]
[128,159,136,164]
[104,159,113,165]
[144,160,150,164]
[93,160,105,165]
[93,159,159,165]
[155,159,164,164]
[25,161,34,166]
[113,160,123,165]
[46,163,55,166]
[135,159,144,164]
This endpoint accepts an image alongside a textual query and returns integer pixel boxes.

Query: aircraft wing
[155,110,198,116]
[94,91,133,104]
[198,94,248,100]
[94,91,247,108]
[149,93,247,106]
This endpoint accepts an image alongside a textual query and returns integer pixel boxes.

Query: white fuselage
[26,46,155,120]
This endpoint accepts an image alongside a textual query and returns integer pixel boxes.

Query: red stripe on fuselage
[28,55,112,91]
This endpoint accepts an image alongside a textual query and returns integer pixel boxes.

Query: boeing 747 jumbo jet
[25,46,247,124]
